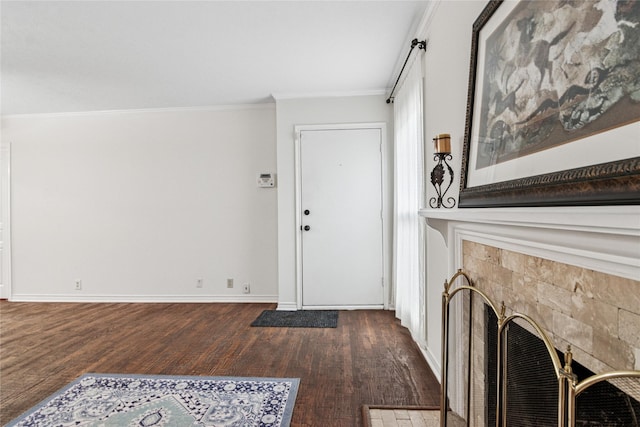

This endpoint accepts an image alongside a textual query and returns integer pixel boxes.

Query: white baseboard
[9,294,278,304]
[301,305,384,310]
[275,302,298,311]
[275,303,387,311]
[420,344,442,384]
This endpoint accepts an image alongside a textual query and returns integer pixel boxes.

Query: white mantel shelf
[419,205,640,281]
[419,206,640,236]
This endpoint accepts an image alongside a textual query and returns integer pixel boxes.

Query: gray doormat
[251,310,338,328]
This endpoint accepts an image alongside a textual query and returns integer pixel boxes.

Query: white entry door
[299,127,384,308]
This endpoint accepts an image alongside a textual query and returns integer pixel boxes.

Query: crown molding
[271,90,386,102]
[1,103,276,119]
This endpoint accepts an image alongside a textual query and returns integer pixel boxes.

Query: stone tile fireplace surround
[422,206,639,375]
[463,240,639,374]
[421,206,640,425]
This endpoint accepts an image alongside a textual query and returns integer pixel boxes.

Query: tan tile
[530,301,555,334]
[510,274,538,313]
[485,245,501,265]
[464,259,512,293]
[500,249,529,275]
[461,256,485,281]
[394,409,410,420]
[421,410,441,422]
[500,284,519,314]
[587,272,640,314]
[408,410,428,427]
[479,278,504,308]
[537,281,573,316]
[381,410,399,427]
[552,262,596,293]
[592,329,635,370]
[620,309,640,348]
[366,409,442,427]
[464,241,500,266]
[556,337,614,373]
[369,409,383,420]
[490,265,514,291]
[571,296,618,337]
[553,310,593,353]
[523,255,555,284]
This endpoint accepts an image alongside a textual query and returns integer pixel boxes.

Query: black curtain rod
[386,38,426,104]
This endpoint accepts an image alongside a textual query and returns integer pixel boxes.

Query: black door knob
[304,225,311,231]
[304,209,310,215]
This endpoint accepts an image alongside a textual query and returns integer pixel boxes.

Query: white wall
[2,105,278,301]
[418,0,488,376]
[274,95,393,309]
[417,0,638,379]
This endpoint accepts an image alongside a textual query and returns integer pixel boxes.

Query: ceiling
[1,1,430,115]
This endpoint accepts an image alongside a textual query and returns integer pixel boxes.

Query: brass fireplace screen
[440,269,640,427]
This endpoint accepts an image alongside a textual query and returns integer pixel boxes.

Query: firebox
[440,269,640,427]
[485,306,640,426]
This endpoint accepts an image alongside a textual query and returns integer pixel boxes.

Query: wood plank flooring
[0,302,440,426]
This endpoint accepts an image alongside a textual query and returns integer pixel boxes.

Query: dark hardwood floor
[0,302,440,426]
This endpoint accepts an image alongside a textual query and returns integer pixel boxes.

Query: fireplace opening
[485,307,559,426]
[573,367,640,427]
[484,304,640,426]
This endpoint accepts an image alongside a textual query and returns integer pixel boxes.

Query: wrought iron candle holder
[429,134,456,209]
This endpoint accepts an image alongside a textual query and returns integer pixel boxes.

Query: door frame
[1,142,12,300]
[294,123,390,310]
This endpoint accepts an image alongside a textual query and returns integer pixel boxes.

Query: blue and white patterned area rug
[7,373,300,427]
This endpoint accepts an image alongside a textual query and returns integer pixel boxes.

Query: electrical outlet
[196,278,203,288]
[227,278,233,288]
[75,280,82,291]
[243,283,250,294]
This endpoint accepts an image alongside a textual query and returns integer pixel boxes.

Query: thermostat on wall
[257,173,276,188]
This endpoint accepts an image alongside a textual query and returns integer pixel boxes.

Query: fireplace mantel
[415,205,640,382]
[419,205,640,379]
[419,205,640,281]
[420,206,639,235]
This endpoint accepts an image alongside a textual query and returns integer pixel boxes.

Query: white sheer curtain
[393,57,426,345]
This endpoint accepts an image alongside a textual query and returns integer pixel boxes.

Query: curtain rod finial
[411,38,427,50]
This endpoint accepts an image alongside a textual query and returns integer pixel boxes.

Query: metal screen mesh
[440,271,640,427]
[503,317,559,426]
[575,376,640,426]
